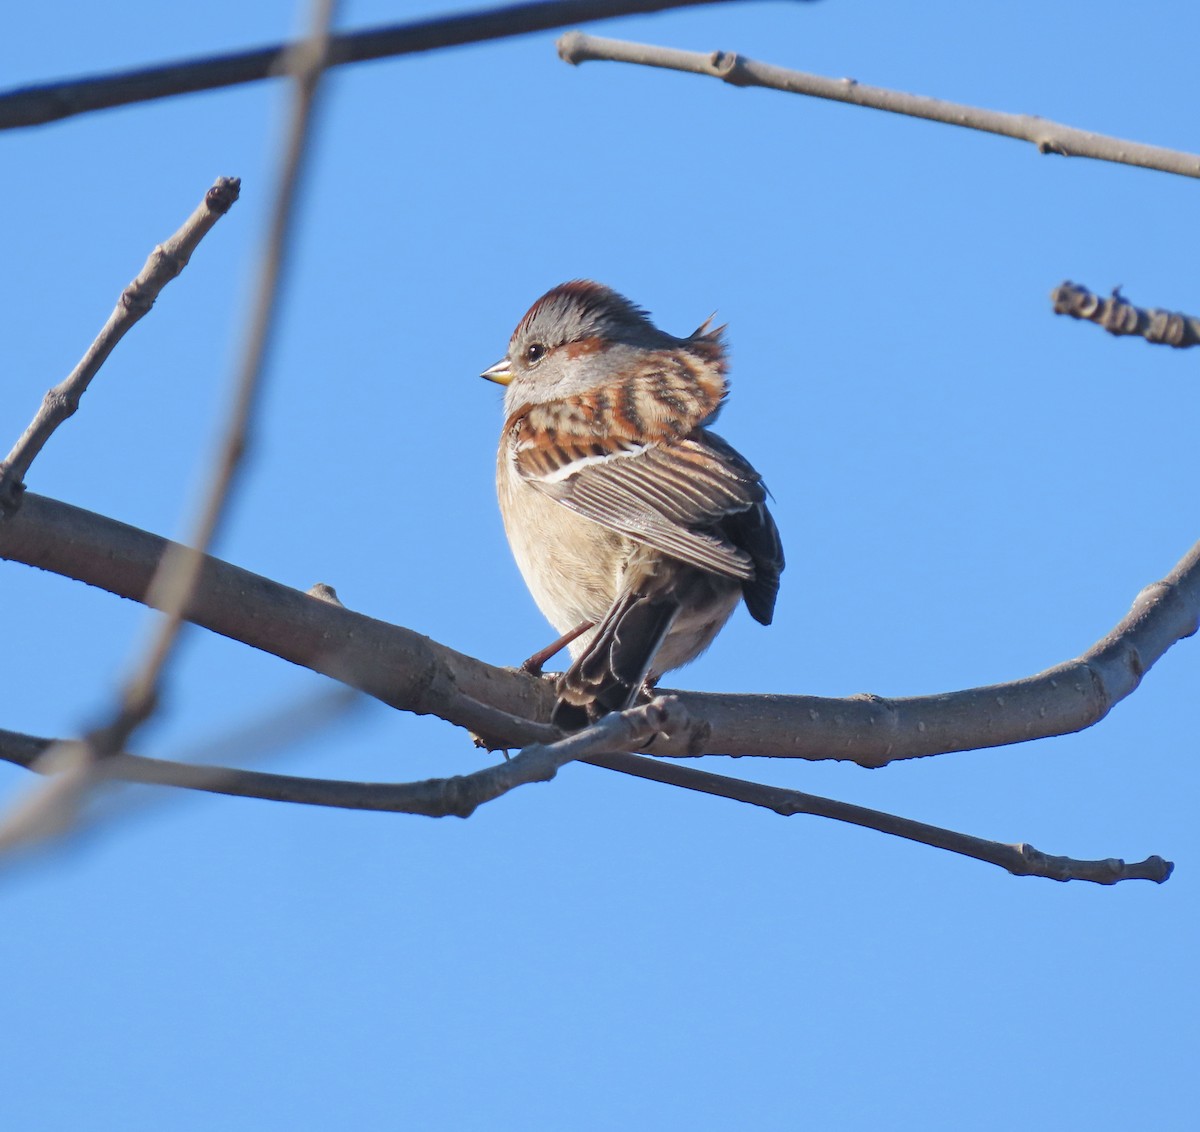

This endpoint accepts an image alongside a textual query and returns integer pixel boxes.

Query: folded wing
[517,429,783,624]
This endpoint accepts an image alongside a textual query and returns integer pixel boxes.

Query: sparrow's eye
[525,342,547,365]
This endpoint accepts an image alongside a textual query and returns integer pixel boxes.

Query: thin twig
[587,751,1173,884]
[557,32,1200,181]
[0,0,767,131]
[124,0,337,738]
[0,177,240,516]
[1051,282,1200,348]
[1,698,687,823]
[2,494,1196,766]
[0,687,362,853]
[0,0,340,850]
[0,718,1170,883]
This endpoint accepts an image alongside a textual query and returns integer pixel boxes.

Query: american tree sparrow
[483,281,784,728]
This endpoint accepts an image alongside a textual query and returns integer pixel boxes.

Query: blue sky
[1,1,1196,1128]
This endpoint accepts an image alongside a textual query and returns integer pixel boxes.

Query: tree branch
[117,0,335,727]
[0,699,690,821]
[0,0,340,851]
[0,721,1170,884]
[1051,282,1200,348]
[557,32,1200,180]
[0,176,240,516]
[66,0,337,776]
[588,751,1172,884]
[0,491,557,741]
[1,493,1196,766]
[0,0,770,131]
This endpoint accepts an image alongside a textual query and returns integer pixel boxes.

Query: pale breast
[497,443,631,645]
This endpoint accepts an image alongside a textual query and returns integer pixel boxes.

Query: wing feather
[519,433,768,581]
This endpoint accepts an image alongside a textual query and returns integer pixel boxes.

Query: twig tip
[206,176,242,214]
[556,31,585,65]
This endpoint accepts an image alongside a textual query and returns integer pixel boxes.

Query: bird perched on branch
[483,281,783,729]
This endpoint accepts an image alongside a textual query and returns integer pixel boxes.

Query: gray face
[501,281,677,412]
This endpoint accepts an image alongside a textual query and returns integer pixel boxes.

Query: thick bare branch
[1,494,555,742]
[686,541,1200,763]
[557,32,1200,180]
[1,494,1196,766]
[0,1,767,131]
[1052,282,1200,348]
[0,176,240,516]
[0,722,1170,884]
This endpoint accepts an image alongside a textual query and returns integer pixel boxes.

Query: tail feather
[552,592,679,729]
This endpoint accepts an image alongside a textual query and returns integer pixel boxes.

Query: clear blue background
[1,2,1196,1128]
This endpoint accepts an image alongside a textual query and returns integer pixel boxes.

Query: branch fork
[0,6,1189,888]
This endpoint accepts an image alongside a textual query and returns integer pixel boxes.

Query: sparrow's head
[481,281,717,411]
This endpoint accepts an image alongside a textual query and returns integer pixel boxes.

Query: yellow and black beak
[481,357,513,385]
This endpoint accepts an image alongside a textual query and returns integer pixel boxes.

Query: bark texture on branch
[1,494,1196,766]
[1051,282,1200,348]
[557,32,1200,181]
[0,176,240,516]
[0,724,1172,884]
[11,700,689,820]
